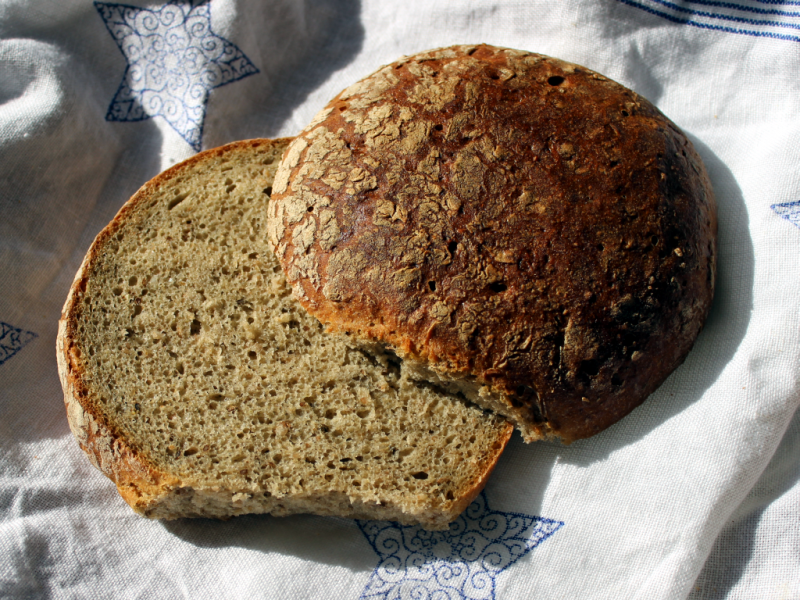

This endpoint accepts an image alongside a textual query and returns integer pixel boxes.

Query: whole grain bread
[57,138,512,530]
[267,45,717,443]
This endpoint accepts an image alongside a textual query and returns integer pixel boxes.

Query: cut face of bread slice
[57,139,512,530]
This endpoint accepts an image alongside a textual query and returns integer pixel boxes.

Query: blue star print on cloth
[772,201,800,229]
[0,322,37,366]
[96,0,259,151]
[357,493,563,600]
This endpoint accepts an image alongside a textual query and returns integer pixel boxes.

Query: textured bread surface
[57,138,512,530]
[268,45,717,443]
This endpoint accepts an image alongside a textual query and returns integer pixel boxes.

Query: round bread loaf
[268,44,717,443]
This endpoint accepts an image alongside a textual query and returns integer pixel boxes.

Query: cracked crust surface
[268,45,717,443]
[57,138,512,529]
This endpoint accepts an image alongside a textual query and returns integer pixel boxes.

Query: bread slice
[57,139,512,530]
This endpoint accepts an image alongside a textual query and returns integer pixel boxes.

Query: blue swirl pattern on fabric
[357,493,563,600]
[617,0,800,42]
[772,201,800,229]
[96,0,258,150]
[0,322,37,366]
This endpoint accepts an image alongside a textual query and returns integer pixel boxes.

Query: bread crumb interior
[71,140,508,525]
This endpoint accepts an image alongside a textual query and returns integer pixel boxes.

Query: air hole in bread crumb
[428,281,436,292]
[548,75,565,86]
[489,281,507,293]
[621,110,629,117]
[434,124,443,131]
[183,447,198,457]
[412,472,428,480]
[263,187,272,196]
[168,192,190,210]
[190,319,201,335]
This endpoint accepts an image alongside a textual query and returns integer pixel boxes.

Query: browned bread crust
[57,138,512,529]
[268,45,717,443]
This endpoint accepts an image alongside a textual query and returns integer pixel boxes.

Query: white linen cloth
[1,1,798,598]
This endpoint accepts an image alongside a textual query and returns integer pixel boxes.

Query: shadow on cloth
[162,510,377,570]
[204,0,365,146]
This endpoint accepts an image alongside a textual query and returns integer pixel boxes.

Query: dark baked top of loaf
[268,45,717,442]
